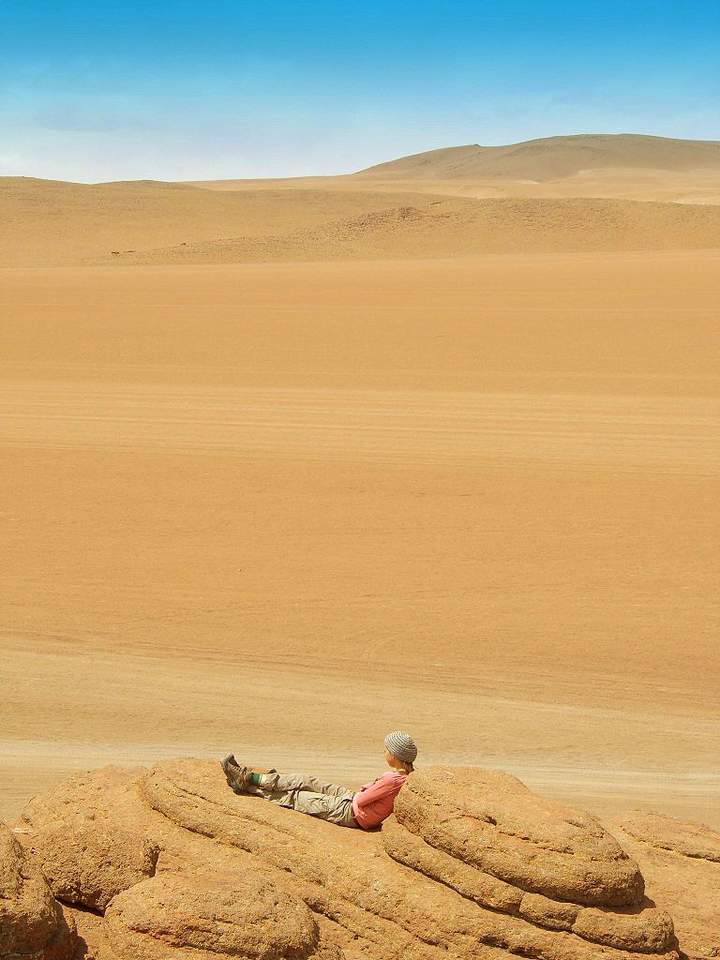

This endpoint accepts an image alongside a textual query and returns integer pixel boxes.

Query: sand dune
[354,133,720,180]
[4,175,720,267]
[0,176,440,266]
[103,197,720,264]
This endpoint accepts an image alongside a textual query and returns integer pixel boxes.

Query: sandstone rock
[139,760,679,960]
[101,871,341,959]
[618,812,720,863]
[392,766,644,907]
[384,768,674,954]
[17,760,690,960]
[25,817,158,912]
[0,822,76,960]
[21,767,159,910]
[571,906,675,953]
[613,813,720,960]
[66,906,107,960]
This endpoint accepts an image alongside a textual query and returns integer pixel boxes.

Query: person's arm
[353,775,401,813]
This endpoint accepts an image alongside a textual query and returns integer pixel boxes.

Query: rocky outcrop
[9,761,715,960]
[0,822,76,960]
[102,871,341,960]
[389,767,645,905]
[384,768,673,954]
[617,812,720,863]
[21,813,158,912]
[612,812,720,960]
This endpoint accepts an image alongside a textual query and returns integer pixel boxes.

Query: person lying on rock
[220,730,417,829]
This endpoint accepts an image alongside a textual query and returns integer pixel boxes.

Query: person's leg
[240,771,357,826]
[255,772,352,797]
[220,757,354,811]
[290,791,358,827]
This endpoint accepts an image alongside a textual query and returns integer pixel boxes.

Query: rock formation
[102,871,340,960]
[20,806,158,912]
[612,812,720,960]
[6,761,718,960]
[0,822,76,960]
[385,768,673,952]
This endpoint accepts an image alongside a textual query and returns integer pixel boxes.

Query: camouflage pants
[250,772,358,828]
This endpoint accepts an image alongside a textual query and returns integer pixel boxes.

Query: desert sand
[1,135,718,842]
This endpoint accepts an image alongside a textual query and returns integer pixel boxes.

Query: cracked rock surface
[7,761,718,960]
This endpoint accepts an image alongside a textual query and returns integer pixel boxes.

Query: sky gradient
[1,0,719,182]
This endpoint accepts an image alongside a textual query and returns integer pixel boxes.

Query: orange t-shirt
[352,771,407,829]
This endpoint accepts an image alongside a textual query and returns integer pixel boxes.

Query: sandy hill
[354,134,720,181]
[355,134,720,180]
[105,197,720,265]
[0,175,436,266]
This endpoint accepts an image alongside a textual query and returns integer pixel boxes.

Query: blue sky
[1,0,719,181]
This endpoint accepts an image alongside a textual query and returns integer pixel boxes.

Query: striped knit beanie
[384,730,418,765]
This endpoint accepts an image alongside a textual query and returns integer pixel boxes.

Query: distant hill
[353,134,720,181]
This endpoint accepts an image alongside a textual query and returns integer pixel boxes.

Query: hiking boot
[221,756,252,793]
